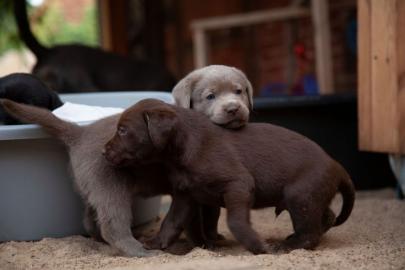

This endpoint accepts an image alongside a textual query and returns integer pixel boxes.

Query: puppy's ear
[246,79,254,110]
[172,70,201,108]
[232,68,254,110]
[144,107,178,150]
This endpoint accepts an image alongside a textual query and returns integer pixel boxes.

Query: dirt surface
[1,189,404,270]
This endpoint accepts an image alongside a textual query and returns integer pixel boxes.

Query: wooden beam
[191,7,310,31]
[311,0,334,94]
[191,7,310,68]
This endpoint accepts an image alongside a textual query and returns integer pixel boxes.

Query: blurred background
[0,0,357,96]
[0,0,401,191]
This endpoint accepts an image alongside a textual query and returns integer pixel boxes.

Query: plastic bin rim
[0,91,174,141]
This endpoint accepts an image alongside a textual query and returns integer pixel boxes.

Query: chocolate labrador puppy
[104,99,355,254]
[1,99,215,257]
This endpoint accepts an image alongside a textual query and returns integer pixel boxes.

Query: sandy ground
[1,189,404,270]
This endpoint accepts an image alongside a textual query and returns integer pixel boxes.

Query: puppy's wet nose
[225,104,240,115]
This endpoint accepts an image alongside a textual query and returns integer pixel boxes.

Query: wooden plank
[358,0,372,150]
[191,7,310,30]
[311,0,334,94]
[370,0,398,152]
[396,0,405,153]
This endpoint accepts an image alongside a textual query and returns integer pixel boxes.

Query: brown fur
[0,99,215,257]
[104,99,355,254]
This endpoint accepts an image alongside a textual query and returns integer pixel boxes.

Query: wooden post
[193,28,208,68]
[358,0,372,150]
[358,0,405,154]
[311,0,334,95]
[98,0,128,55]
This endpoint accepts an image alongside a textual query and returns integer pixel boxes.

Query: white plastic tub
[0,92,173,241]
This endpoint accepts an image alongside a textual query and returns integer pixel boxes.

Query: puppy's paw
[198,239,216,250]
[143,236,164,250]
[247,242,268,255]
[214,233,226,241]
[205,232,226,242]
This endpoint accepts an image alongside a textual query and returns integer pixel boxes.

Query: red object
[294,43,307,60]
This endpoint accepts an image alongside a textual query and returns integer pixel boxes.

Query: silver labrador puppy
[172,65,253,128]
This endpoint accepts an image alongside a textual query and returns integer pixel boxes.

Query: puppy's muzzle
[223,103,241,115]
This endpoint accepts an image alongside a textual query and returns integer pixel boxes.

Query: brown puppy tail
[0,99,82,146]
[334,172,355,226]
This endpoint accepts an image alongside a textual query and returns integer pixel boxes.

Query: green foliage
[0,1,24,55]
[0,1,99,56]
[34,4,98,47]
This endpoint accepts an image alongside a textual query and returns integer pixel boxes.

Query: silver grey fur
[172,65,253,128]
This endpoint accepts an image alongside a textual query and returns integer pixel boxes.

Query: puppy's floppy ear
[232,67,254,110]
[172,70,201,108]
[144,107,178,149]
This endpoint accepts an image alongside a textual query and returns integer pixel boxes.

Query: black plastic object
[251,94,395,190]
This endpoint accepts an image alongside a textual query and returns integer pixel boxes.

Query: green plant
[34,3,98,47]
[0,0,99,56]
[0,0,24,56]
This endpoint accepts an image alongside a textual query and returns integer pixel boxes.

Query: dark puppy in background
[14,0,175,93]
[0,73,62,124]
[1,99,219,257]
[104,99,355,255]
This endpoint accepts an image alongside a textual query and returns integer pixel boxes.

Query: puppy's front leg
[144,193,196,250]
[201,205,223,241]
[183,205,221,248]
[224,189,267,254]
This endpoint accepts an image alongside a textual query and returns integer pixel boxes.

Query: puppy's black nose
[225,105,240,115]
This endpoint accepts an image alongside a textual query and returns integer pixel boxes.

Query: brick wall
[164,0,357,95]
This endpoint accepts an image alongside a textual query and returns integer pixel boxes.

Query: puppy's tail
[334,170,355,226]
[0,99,81,145]
[13,0,49,58]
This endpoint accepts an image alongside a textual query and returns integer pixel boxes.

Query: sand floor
[1,189,404,270]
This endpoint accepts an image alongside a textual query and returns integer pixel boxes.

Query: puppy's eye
[117,126,127,136]
[235,89,243,95]
[206,94,215,100]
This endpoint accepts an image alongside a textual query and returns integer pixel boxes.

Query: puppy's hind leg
[83,205,104,242]
[278,194,324,252]
[322,207,336,233]
[93,188,159,257]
